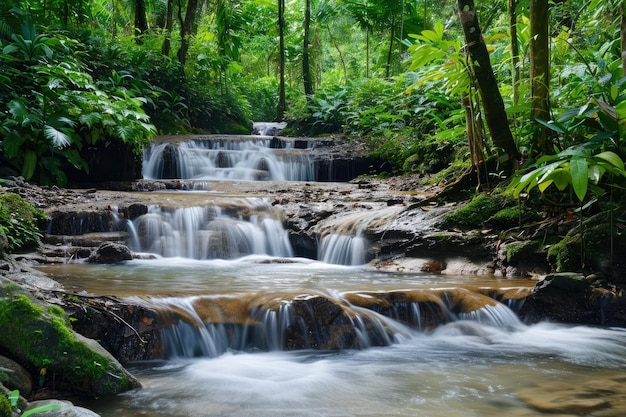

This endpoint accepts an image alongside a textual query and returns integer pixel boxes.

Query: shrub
[0,193,48,253]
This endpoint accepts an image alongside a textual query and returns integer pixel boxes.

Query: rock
[536,272,588,292]
[87,242,132,263]
[0,355,32,395]
[516,374,626,416]
[0,289,140,396]
[518,272,626,326]
[24,399,101,417]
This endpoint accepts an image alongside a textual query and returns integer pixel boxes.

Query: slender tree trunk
[161,0,174,56]
[621,0,626,75]
[530,0,551,154]
[463,95,485,177]
[326,23,347,81]
[303,0,314,96]
[385,15,395,78]
[457,0,520,163]
[276,0,287,120]
[366,28,370,78]
[134,0,148,43]
[111,0,117,38]
[509,0,520,107]
[177,0,199,76]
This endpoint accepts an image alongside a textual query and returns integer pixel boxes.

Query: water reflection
[37,257,533,297]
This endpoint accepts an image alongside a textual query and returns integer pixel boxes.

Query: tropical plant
[0,14,156,185]
[7,390,61,416]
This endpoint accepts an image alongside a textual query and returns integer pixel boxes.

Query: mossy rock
[0,193,48,253]
[445,194,514,229]
[547,237,581,273]
[0,392,10,417]
[487,205,542,229]
[0,286,139,396]
[505,240,543,263]
[547,210,626,281]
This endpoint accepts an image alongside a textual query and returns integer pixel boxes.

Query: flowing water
[40,131,626,416]
[41,258,626,417]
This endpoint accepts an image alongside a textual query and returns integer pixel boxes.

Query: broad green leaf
[44,125,71,147]
[22,404,62,417]
[22,150,37,180]
[594,151,624,171]
[535,118,567,134]
[8,390,19,406]
[588,164,605,183]
[569,157,589,201]
[537,179,553,193]
[548,168,572,191]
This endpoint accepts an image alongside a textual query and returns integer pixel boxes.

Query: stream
[39,128,626,416]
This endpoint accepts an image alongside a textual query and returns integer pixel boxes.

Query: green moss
[0,393,11,417]
[547,237,581,272]
[0,293,110,386]
[445,194,510,228]
[488,205,542,229]
[505,240,543,263]
[0,193,48,253]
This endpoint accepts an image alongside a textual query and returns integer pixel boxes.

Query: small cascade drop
[318,233,368,265]
[142,138,315,182]
[127,201,293,259]
[144,288,527,360]
[143,292,405,359]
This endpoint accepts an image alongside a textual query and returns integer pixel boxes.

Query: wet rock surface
[518,273,626,326]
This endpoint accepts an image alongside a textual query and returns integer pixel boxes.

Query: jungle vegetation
[1,0,625,201]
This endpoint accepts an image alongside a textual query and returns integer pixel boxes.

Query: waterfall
[144,288,526,360]
[142,139,315,182]
[318,233,368,265]
[127,202,293,259]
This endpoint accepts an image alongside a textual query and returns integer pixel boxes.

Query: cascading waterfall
[318,232,368,265]
[142,139,315,181]
[127,201,293,259]
[142,288,526,360]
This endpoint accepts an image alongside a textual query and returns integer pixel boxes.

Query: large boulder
[0,286,140,396]
[0,355,32,395]
[87,242,132,264]
[518,272,626,326]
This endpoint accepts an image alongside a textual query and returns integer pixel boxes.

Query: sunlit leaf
[569,157,588,201]
[595,151,624,171]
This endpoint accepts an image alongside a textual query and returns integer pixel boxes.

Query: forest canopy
[0,0,625,189]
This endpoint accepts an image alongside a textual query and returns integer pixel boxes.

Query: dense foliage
[1,1,625,268]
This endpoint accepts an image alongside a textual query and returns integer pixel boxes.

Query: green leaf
[44,125,71,147]
[22,149,37,180]
[8,390,19,406]
[22,404,62,416]
[569,157,589,201]
[594,151,625,171]
[549,168,572,192]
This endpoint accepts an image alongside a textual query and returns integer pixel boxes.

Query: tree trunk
[134,0,148,43]
[161,0,174,56]
[509,0,520,107]
[385,15,395,78]
[325,23,347,81]
[457,0,520,163]
[621,0,626,75]
[303,0,314,96]
[176,0,199,76]
[463,95,485,179]
[276,0,287,120]
[530,0,551,154]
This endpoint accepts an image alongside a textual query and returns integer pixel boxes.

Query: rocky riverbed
[2,174,626,416]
